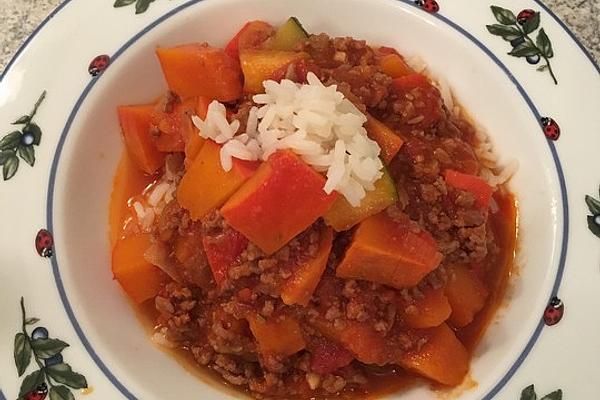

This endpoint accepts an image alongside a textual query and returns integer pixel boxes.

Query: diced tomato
[151,97,197,152]
[225,21,275,59]
[444,169,493,209]
[202,228,249,285]
[310,336,354,374]
[391,73,444,130]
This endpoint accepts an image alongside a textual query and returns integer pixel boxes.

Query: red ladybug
[25,383,48,400]
[414,0,440,13]
[517,9,536,25]
[541,117,561,141]
[35,229,54,258]
[543,297,564,326]
[88,54,110,77]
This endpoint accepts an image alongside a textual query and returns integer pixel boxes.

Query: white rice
[192,72,383,206]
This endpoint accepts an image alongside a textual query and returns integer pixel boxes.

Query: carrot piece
[117,104,165,174]
[445,265,489,327]
[109,152,155,247]
[177,140,259,220]
[399,287,452,329]
[336,212,443,288]
[202,228,249,285]
[365,115,404,164]
[444,169,493,209]
[224,21,274,59]
[156,44,242,101]
[280,227,334,306]
[378,53,413,78]
[112,234,166,303]
[247,314,306,357]
[239,49,307,94]
[221,150,338,255]
[399,323,469,386]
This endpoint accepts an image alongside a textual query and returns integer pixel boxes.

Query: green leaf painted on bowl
[509,42,540,57]
[0,131,22,150]
[18,145,35,167]
[14,333,32,377]
[31,338,70,359]
[113,0,136,6]
[18,369,45,399]
[541,389,563,400]
[536,28,554,58]
[12,115,31,125]
[521,385,537,400]
[486,24,522,41]
[50,386,76,400]
[491,6,517,25]
[3,154,19,180]
[46,363,88,389]
[522,12,541,34]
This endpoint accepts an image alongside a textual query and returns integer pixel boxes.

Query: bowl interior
[51,0,563,398]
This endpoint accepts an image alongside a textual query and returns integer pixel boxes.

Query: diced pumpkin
[221,150,338,254]
[224,21,275,59]
[202,228,249,285]
[177,140,259,220]
[183,96,210,165]
[239,49,307,94]
[336,212,443,288]
[445,265,489,327]
[324,168,397,232]
[151,97,198,153]
[378,53,413,78]
[112,234,166,303]
[310,318,391,365]
[109,152,155,247]
[280,227,334,306]
[269,17,309,51]
[247,314,306,356]
[156,44,242,101]
[117,104,166,174]
[399,323,469,386]
[365,115,404,164]
[399,287,452,329]
[444,169,493,209]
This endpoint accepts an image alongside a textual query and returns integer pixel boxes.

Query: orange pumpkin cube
[117,104,165,174]
[221,150,338,254]
[247,314,306,357]
[280,227,333,306]
[177,140,259,221]
[336,212,443,288]
[156,44,242,101]
[399,323,469,386]
[365,115,404,164]
[112,234,165,303]
[445,265,489,327]
[399,287,452,329]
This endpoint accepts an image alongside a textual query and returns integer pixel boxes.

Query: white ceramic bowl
[47,0,563,398]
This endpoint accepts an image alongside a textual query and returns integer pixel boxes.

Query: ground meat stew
[110,17,518,399]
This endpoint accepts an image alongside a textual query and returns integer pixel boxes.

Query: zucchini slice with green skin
[271,17,309,51]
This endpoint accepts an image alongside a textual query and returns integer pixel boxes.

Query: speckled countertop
[0,0,598,73]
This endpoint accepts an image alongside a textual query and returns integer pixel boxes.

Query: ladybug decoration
[414,0,440,13]
[35,229,54,258]
[88,54,110,77]
[541,117,561,141]
[517,9,536,25]
[543,296,564,326]
[25,383,48,400]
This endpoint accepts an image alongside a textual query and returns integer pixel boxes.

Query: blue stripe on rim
[0,0,582,398]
